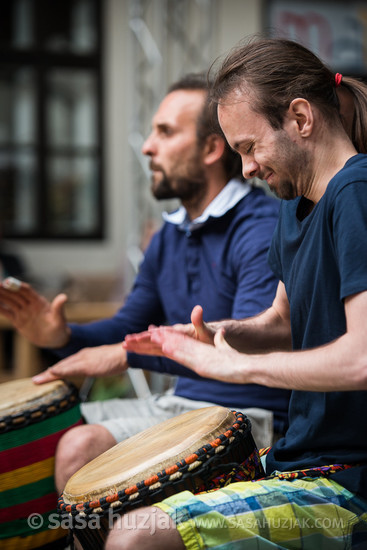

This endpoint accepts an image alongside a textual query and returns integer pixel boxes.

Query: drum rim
[0,381,79,433]
[58,410,252,518]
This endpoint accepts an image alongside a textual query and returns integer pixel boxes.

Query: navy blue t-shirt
[266,154,367,498]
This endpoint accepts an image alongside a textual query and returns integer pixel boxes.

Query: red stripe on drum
[0,491,58,523]
[0,419,83,475]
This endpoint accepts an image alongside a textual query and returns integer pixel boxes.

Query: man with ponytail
[115,37,367,549]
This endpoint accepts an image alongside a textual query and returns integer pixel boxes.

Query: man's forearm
[208,306,292,353]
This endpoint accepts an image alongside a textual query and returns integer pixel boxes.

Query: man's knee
[105,507,184,550]
[55,423,116,492]
[57,423,116,456]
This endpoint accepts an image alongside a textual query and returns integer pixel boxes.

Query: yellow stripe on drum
[0,457,54,492]
[1,523,66,550]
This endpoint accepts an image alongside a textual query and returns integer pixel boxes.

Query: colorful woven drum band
[0,378,82,550]
[59,406,264,550]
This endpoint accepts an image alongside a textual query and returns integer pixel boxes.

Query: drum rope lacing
[0,383,79,433]
[58,410,259,519]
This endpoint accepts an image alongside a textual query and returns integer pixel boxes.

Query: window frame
[0,0,104,240]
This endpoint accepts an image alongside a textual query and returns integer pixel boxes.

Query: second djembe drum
[0,377,82,549]
[59,406,264,549]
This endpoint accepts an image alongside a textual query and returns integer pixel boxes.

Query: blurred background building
[0,0,366,297]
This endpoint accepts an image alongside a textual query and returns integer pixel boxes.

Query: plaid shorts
[156,476,367,549]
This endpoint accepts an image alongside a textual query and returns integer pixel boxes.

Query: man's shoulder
[334,154,367,187]
[325,154,367,202]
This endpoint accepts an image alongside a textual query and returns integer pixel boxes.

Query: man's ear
[288,98,314,137]
[203,134,226,165]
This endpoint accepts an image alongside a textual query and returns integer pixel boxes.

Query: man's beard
[267,131,312,201]
[271,180,297,201]
[151,171,206,201]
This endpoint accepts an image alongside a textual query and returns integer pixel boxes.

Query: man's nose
[242,157,259,179]
[142,133,155,155]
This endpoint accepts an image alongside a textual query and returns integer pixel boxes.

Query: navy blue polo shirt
[56,181,290,432]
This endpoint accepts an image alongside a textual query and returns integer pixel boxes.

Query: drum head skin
[0,378,69,417]
[64,406,239,504]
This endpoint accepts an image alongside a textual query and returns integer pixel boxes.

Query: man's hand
[0,279,70,348]
[123,327,166,356]
[33,343,129,384]
[190,305,216,344]
[123,305,216,355]
[149,325,246,383]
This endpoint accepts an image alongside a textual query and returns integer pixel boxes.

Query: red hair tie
[335,73,343,87]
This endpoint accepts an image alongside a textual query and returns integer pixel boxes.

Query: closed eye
[233,140,254,155]
[245,142,254,155]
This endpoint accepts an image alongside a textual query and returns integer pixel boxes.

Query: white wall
[217,0,263,55]
[10,0,262,293]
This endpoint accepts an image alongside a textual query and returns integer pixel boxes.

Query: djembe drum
[59,406,264,549]
[0,377,82,550]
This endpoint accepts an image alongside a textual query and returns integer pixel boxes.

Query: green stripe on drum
[0,405,81,451]
[0,510,59,540]
[1,419,83,475]
[0,476,55,509]
[0,491,59,525]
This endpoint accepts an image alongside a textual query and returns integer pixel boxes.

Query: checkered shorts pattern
[156,475,367,549]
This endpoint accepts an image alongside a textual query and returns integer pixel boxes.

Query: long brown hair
[210,37,367,153]
[338,76,367,153]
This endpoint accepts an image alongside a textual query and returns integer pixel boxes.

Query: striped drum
[0,378,82,549]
